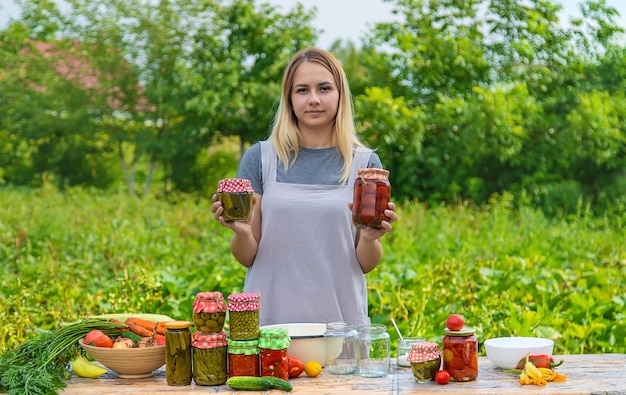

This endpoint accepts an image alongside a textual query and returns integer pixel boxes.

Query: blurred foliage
[0,187,624,355]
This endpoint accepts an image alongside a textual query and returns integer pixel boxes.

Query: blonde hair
[270,47,365,184]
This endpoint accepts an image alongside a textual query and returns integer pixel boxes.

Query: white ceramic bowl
[484,337,554,369]
[261,323,327,366]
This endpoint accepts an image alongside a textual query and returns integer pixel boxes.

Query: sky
[1,0,625,49]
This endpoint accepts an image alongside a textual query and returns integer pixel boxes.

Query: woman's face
[290,61,339,133]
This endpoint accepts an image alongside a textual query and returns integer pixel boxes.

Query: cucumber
[227,376,293,392]
[121,331,142,343]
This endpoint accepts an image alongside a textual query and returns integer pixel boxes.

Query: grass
[1,186,624,355]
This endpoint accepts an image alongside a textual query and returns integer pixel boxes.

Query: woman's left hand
[349,202,398,241]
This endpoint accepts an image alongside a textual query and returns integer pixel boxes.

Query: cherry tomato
[287,356,305,378]
[445,314,465,331]
[435,369,451,385]
[84,330,106,346]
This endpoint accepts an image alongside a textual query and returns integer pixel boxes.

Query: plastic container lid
[444,326,476,336]
[165,320,191,329]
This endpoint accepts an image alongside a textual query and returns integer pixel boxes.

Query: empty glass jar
[324,322,358,375]
[357,324,390,378]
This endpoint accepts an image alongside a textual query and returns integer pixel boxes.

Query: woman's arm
[211,193,262,267]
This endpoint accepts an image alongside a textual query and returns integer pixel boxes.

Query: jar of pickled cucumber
[192,332,227,386]
[228,339,260,377]
[193,291,226,334]
[217,178,254,221]
[443,327,478,381]
[227,292,260,341]
[407,341,441,383]
[165,321,192,386]
[351,168,391,229]
[258,328,291,380]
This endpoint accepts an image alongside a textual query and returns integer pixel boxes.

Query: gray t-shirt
[236,142,383,194]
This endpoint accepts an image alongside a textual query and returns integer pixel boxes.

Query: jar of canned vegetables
[227,292,260,341]
[258,328,291,380]
[443,327,478,381]
[193,291,226,334]
[228,338,260,377]
[192,332,227,386]
[351,168,390,229]
[406,341,442,383]
[164,321,192,386]
[217,178,254,221]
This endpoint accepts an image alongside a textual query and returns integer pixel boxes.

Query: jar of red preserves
[258,328,291,380]
[227,339,260,377]
[352,168,391,229]
[442,327,478,381]
[193,291,226,334]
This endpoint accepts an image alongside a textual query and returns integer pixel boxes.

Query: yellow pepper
[517,355,567,386]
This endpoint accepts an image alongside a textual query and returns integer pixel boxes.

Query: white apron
[244,141,373,327]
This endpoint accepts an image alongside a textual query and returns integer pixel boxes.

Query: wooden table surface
[62,354,626,395]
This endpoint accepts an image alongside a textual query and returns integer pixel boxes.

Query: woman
[211,47,397,327]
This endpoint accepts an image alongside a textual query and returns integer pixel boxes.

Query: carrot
[125,317,158,331]
[128,323,153,337]
[156,322,166,336]
[109,318,129,331]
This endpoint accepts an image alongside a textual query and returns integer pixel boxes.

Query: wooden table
[62,354,626,394]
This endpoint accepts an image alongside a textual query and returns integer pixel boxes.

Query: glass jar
[258,328,291,380]
[324,322,357,375]
[227,292,260,340]
[164,321,192,386]
[217,178,254,221]
[193,291,227,334]
[192,332,227,386]
[356,324,390,378]
[228,339,260,377]
[443,327,478,381]
[352,168,391,229]
[397,337,426,368]
[406,341,442,383]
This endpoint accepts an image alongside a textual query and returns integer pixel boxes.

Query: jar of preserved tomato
[192,332,227,385]
[164,321,192,386]
[351,168,391,229]
[227,292,260,340]
[217,178,254,221]
[227,339,260,377]
[193,291,226,334]
[406,341,441,383]
[442,327,478,381]
[258,328,291,380]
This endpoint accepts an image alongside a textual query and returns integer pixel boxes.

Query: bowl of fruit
[78,314,171,378]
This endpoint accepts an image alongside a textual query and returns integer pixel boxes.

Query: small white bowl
[261,323,327,366]
[484,337,554,369]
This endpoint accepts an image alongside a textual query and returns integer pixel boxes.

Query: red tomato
[445,314,465,331]
[435,369,451,385]
[287,356,305,378]
[94,334,114,348]
[84,330,106,346]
